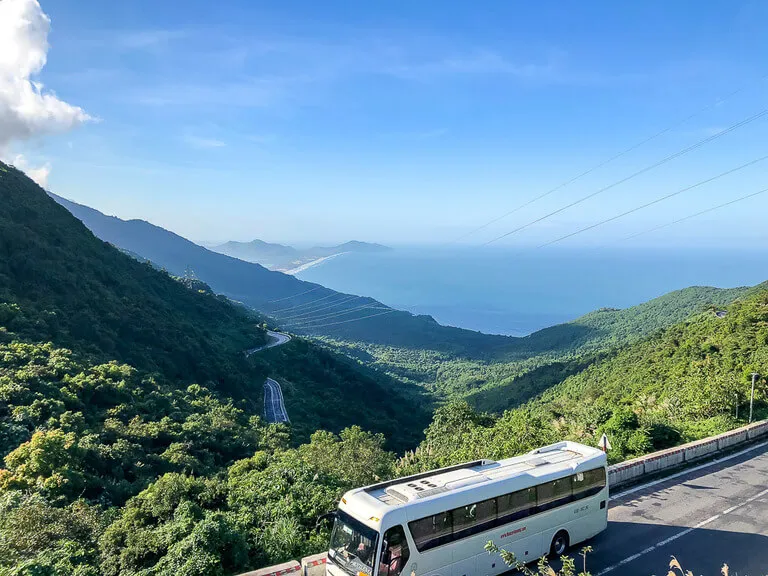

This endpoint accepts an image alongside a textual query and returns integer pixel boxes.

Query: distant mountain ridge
[210,238,390,272]
[49,193,754,364]
[1,161,429,449]
[49,193,514,351]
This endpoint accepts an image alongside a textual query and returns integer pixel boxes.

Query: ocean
[296,246,768,336]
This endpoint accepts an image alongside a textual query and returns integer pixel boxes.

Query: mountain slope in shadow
[50,193,515,353]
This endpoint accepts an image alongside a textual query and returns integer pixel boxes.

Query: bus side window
[409,512,452,551]
[379,526,410,576]
[572,468,606,500]
[537,477,573,512]
[453,498,497,537]
[497,487,536,523]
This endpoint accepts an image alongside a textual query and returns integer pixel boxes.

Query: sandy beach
[282,252,348,275]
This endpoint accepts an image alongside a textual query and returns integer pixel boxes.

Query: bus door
[378,526,410,576]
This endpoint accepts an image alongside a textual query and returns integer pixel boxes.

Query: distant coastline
[283,252,348,275]
[291,246,768,336]
[208,239,387,272]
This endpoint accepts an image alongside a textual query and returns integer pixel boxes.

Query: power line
[291,309,399,329]
[274,294,362,320]
[265,285,323,304]
[276,295,365,321]
[483,107,768,246]
[450,73,768,245]
[274,294,360,319]
[282,304,390,326]
[537,153,768,248]
[621,186,768,242]
[267,291,341,313]
[284,303,388,324]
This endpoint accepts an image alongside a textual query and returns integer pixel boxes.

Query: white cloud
[7,153,51,188]
[0,0,92,152]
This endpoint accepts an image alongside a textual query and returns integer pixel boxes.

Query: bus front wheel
[549,530,569,557]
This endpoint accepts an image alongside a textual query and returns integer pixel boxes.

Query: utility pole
[734,393,739,420]
[750,373,759,423]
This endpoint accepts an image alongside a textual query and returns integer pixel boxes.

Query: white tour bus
[325,441,608,576]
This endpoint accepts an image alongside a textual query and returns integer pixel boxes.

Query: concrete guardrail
[607,419,768,489]
[237,560,301,576]
[243,419,767,576]
[302,553,328,576]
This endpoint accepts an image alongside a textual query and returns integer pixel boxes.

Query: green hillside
[0,161,434,573]
[50,193,514,353]
[403,287,768,472]
[0,160,428,448]
[521,284,754,356]
[1,164,265,391]
[0,335,403,574]
[325,284,752,414]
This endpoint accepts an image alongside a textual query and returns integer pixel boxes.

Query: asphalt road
[263,377,290,423]
[582,441,768,576]
[246,330,291,356]
[244,330,291,424]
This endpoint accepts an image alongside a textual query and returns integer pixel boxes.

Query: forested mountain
[324,284,753,414]
[46,194,753,367]
[211,239,299,269]
[51,193,515,352]
[402,288,768,474]
[3,170,264,390]
[1,161,428,447]
[0,160,431,573]
[49,193,308,303]
[521,284,753,357]
[210,238,389,272]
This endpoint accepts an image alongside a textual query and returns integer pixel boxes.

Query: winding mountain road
[245,330,291,356]
[244,330,292,424]
[263,377,290,424]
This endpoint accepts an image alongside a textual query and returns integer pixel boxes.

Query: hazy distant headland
[209,239,391,273]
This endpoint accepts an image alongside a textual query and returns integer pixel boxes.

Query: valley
[1,162,766,575]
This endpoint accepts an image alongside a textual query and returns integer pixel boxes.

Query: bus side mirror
[315,511,336,530]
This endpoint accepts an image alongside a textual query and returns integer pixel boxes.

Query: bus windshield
[328,510,379,575]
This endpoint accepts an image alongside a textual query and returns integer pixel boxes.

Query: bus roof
[338,441,606,526]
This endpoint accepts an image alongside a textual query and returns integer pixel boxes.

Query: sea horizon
[296,245,768,336]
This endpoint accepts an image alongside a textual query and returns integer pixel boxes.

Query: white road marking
[263,377,289,423]
[611,440,768,500]
[596,487,768,575]
[246,331,292,356]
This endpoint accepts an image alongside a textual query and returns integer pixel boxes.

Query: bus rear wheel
[550,530,569,557]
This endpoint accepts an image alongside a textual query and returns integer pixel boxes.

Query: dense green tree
[0,491,104,576]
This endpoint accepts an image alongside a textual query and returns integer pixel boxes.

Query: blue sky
[8,0,768,247]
